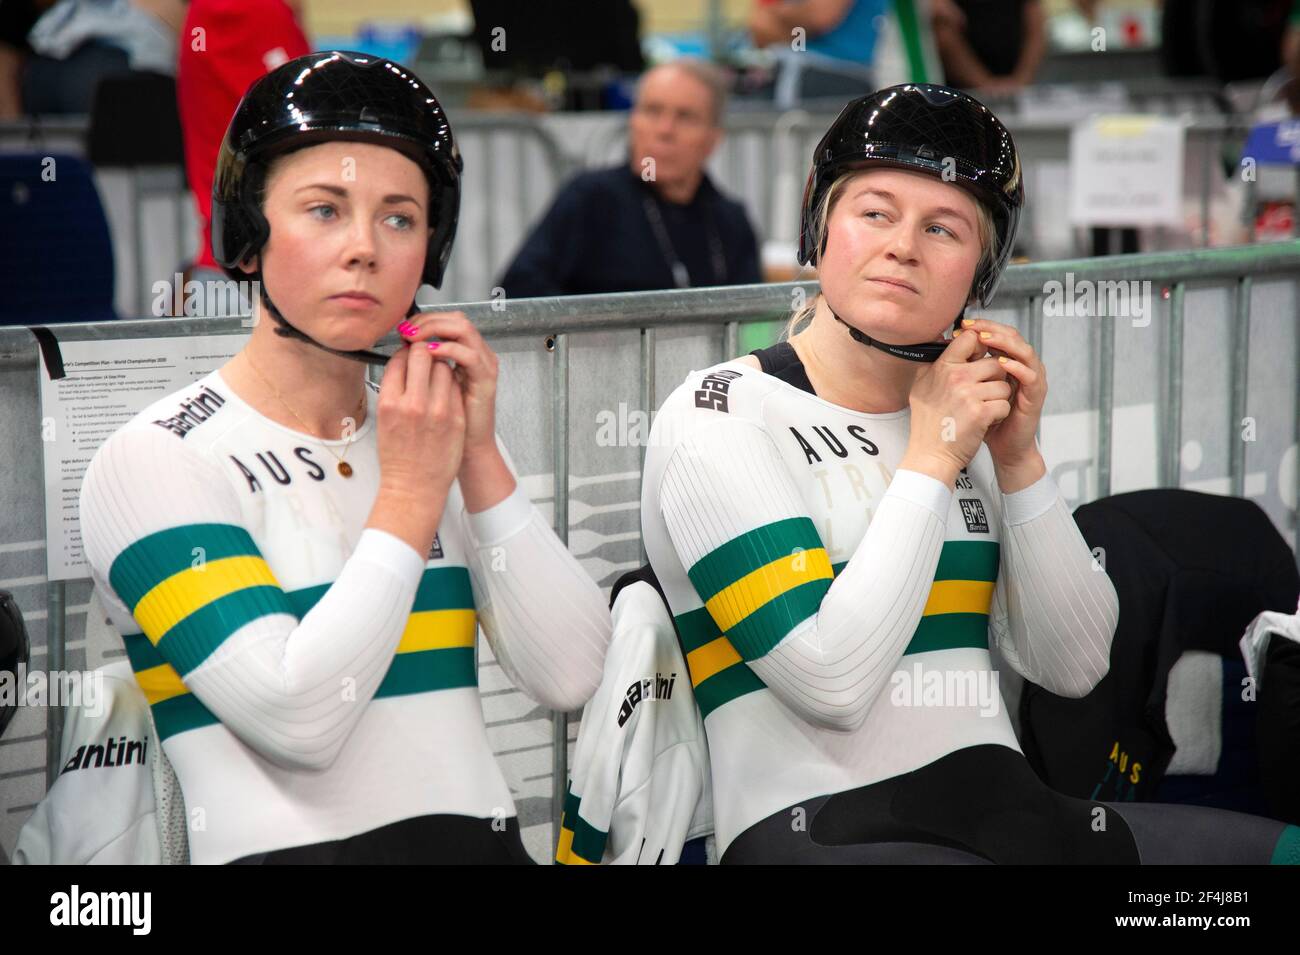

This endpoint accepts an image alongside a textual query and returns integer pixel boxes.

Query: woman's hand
[958,316,1049,487]
[902,320,1014,482]
[395,312,517,513]
[369,341,467,554]
[397,312,500,457]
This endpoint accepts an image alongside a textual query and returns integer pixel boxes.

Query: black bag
[1019,489,1299,805]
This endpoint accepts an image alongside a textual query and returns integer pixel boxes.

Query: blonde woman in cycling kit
[640,83,1300,864]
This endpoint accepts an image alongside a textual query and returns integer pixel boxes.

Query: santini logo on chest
[694,370,742,413]
[151,385,226,438]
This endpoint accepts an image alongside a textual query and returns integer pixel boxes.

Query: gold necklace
[242,352,366,478]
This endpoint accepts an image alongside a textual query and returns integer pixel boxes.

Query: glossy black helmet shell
[0,590,30,739]
[212,50,463,289]
[798,83,1024,307]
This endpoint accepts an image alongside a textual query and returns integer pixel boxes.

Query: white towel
[1239,597,1300,690]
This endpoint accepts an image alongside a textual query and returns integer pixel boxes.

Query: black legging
[229,813,536,865]
[722,744,1300,865]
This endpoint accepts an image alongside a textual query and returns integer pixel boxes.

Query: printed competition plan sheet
[38,334,247,581]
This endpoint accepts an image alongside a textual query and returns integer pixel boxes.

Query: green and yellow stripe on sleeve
[905,540,1000,654]
[674,526,1001,720]
[686,516,833,662]
[111,523,479,741]
[672,516,830,719]
[287,565,479,698]
[122,629,218,742]
[109,523,295,678]
[555,781,606,865]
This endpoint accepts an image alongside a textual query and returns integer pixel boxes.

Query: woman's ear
[237,254,259,276]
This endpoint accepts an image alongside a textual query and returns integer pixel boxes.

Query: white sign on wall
[1069,115,1185,227]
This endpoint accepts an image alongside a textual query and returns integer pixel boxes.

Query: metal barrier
[430,114,575,305]
[1,240,1298,859]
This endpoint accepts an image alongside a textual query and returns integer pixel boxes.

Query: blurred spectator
[933,0,1046,96]
[14,0,183,114]
[0,0,48,118]
[1164,0,1288,84]
[1285,0,1300,113]
[498,60,761,297]
[176,0,309,313]
[470,0,643,79]
[749,0,887,106]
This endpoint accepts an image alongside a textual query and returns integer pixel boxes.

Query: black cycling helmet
[212,50,463,364]
[798,83,1025,362]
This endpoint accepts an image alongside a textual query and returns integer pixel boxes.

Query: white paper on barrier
[37,334,247,581]
[1068,115,1185,227]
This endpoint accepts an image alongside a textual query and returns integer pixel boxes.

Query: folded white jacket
[557,579,712,864]
[14,659,186,865]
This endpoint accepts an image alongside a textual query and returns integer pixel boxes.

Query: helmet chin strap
[254,271,419,366]
[829,306,966,364]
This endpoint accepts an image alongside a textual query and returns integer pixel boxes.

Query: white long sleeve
[457,443,611,712]
[987,470,1118,697]
[659,417,951,732]
[80,425,426,772]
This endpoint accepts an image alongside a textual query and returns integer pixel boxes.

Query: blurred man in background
[932,0,1046,95]
[499,59,761,297]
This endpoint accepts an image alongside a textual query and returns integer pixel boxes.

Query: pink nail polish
[427,341,440,351]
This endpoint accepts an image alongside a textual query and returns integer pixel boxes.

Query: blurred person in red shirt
[177,0,309,313]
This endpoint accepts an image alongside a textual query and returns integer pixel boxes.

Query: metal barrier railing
[2,241,1299,853]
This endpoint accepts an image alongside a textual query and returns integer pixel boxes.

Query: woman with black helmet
[77,52,611,864]
[640,83,1300,863]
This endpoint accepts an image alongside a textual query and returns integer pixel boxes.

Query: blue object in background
[316,25,424,67]
[1242,120,1300,167]
[0,154,116,326]
[602,77,637,111]
[806,0,890,66]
